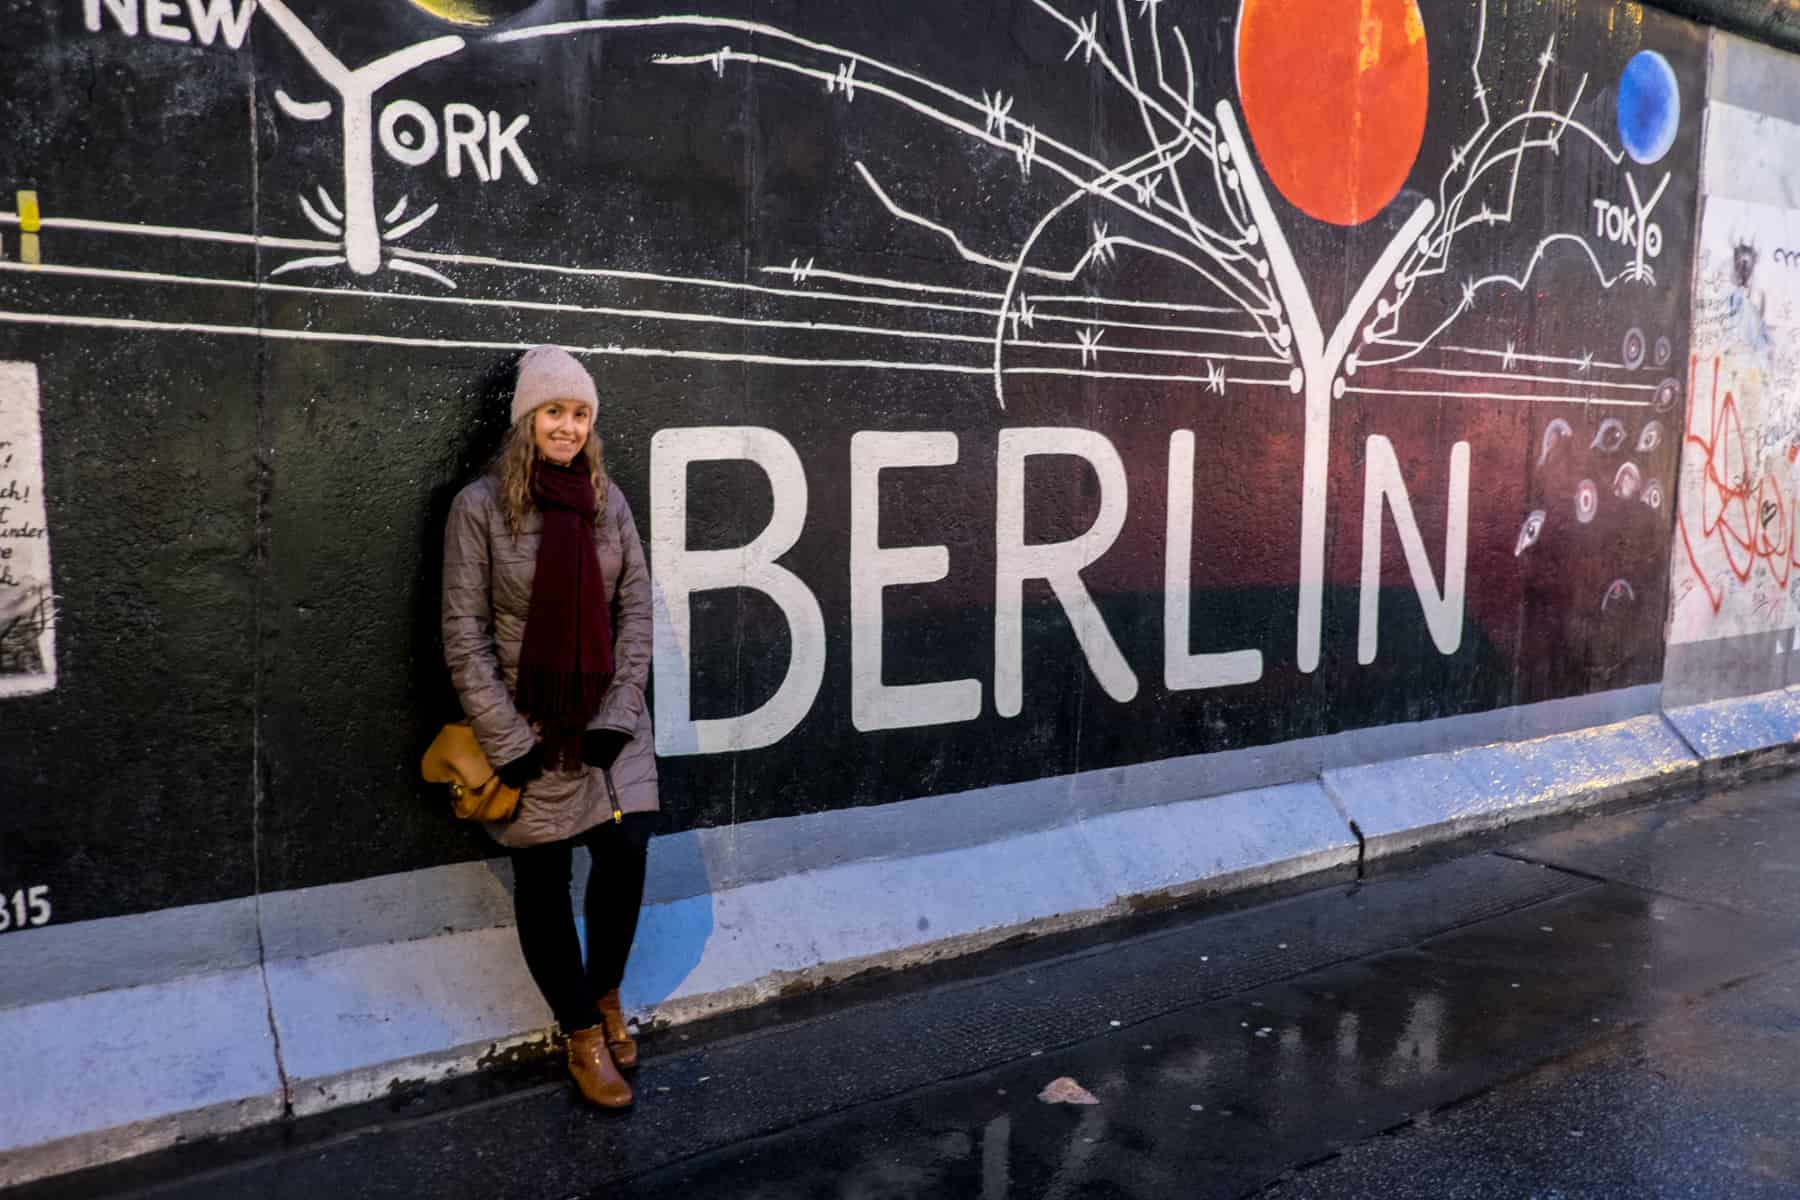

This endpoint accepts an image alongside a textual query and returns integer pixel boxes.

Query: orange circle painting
[1236,0,1430,226]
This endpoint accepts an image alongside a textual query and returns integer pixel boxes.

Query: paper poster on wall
[0,362,55,698]
[1668,195,1800,645]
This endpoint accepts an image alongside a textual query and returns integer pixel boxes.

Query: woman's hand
[496,744,546,789]
[582,729,632,771]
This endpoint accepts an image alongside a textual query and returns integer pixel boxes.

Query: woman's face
[531,399,594,466]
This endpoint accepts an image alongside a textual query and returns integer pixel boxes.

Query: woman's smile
[533,400,595,465]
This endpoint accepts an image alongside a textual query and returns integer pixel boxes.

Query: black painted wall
[0,0,1710,923]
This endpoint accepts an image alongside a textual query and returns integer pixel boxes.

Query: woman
[442,345,659,1110]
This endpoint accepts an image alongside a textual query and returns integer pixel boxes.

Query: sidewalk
[12,773,1800,1198]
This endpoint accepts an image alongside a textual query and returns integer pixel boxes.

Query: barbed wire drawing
[583,0,1676,668]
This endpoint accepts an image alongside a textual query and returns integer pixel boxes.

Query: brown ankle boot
[566,1025,633,1108]
[597,989,638,1071]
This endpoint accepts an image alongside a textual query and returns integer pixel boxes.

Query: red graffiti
[1677,356,1799,614]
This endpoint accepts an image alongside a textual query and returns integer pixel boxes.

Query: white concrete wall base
[0,967,283,1187]
[269,927,560,1117]
[1664,686,1800,779]
[1322,714,1701,859]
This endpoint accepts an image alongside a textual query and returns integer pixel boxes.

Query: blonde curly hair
[495,410,607,537]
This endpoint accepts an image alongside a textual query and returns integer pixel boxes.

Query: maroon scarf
[513,459,614,771]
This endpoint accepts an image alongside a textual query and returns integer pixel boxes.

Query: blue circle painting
[1617,50,1679,165]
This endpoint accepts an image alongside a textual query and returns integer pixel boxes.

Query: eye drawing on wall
[1612,460,1641,499]
[1514,509,1546,556]
[1538,418,1574,467]
[1591,418,1628,454]
[1653,377,1683,411]
[1575,479,1600,524]
[1620,327,1648,369]
[1601,578,1635,612]
[1636,420,1663,452]
[8,0,1689,681]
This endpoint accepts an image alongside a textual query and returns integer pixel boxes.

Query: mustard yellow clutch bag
[421,722,520,822]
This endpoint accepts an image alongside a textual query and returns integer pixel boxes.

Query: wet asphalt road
[15,775,1800,1199]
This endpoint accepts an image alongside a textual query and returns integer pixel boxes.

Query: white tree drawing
[249,0,466,283]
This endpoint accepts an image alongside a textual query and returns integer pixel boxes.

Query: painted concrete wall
[24,2,1800,1183]
[0,0,1709,933]
[1663,29,1800,704]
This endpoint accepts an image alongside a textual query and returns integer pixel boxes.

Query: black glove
[583,729,631,771]
[496,744,545,790]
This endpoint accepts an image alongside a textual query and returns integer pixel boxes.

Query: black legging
[509,812,655,1033]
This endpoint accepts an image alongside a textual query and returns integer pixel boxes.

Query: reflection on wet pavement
[625,786,1800,1199]
[1266,958,1800,1199]
[1508,773,1800,924]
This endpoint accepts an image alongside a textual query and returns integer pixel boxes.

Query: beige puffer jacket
[442,472,659,847]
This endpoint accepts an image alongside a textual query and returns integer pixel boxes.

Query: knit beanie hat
[511,345,598,426]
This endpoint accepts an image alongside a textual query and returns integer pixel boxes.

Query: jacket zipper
[603,767,623,823]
